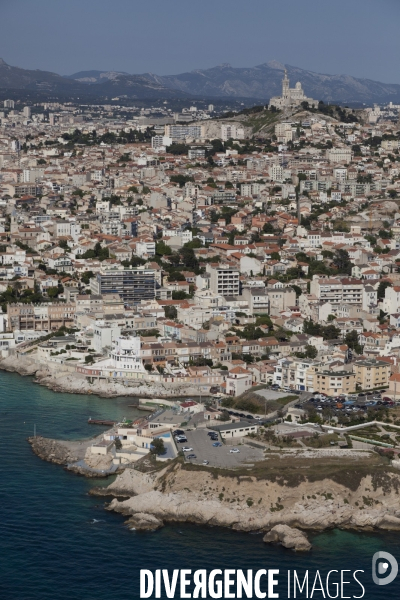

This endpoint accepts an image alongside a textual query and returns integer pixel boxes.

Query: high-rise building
[90,267,156,305]
[4,100,15,109]
[165,124,204,141]
[23,106,32,118]
[207,264,240,297]
[220,124,244,141]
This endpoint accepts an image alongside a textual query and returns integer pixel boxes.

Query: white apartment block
[165,125,204,141]
[220,124,244,141]
[207,264,240,296]
[310,277,363,306]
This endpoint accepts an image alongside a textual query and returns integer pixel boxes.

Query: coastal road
[183,429,264,468]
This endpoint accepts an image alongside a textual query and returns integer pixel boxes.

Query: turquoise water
[1,370,400,599]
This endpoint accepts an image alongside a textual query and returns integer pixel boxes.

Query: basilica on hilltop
[269,69,318,110]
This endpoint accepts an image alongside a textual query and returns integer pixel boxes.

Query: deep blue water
[1,370,400,599]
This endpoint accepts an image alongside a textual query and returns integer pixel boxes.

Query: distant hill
[0,59,189,99]
[0,58,83,94]
[2,58,400,104]
[149,61,400,104]
[65,70,129,84]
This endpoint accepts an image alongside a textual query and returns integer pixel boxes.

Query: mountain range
[2,57,400,104]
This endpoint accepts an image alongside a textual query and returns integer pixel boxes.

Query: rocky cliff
[100,458,400,547]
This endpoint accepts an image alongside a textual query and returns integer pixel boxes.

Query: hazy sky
[1,0,399,82]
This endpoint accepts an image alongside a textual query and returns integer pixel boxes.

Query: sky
[0,0,399,83]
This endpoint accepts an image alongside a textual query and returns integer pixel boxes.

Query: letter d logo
[372,551,398,585]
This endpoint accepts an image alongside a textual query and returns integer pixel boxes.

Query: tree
[47,286,60,298]
[263,222,275,234]
[219,410,231,421]
[181,247,199,270]
[156,241,172,256]
[168,272,185,282]
[170,174,194,188]
[12,280,22,298]
[332,249,352,275]
[114,437,122,451]
[345,330,363,354]
[81,270,94,285]
[172,291,188,300]
[150,438,165,455]
[59,239,70,251]
[304,344,318,359]
[323,324,341,340]
[377,281,391,300]
[164,305,177,320]
[291,284,302,298]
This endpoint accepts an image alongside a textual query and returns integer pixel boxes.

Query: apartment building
[265,286,297,316]
[353,359,390,391]
[220,124,244,141]
[165,124,204,141]
[7,302,76,332]
[273,358,321,392]
[90,267,156,305]
[207,264,240,296]
[314,369,355,396]
[310,276,363,306]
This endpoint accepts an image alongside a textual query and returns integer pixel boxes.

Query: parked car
[186,454,196,459]
[212,442,222,447]
[173,429,184,436]
[182,447,193,452]
[202,460,209,465]
[230,448,240,453]
[176,438,188,443]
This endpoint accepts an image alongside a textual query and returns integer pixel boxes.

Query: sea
[1,369,399,600]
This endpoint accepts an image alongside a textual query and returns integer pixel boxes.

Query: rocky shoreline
[0,353,207,398]
[28,435,122,478]
[95,455,400,550]
[28,433,400,550]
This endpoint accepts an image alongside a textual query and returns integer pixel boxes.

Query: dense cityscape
[4,67,400,553]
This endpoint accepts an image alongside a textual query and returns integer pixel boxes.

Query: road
[181,429,264,468]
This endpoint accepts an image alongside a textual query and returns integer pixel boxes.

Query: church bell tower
[282,69,290,104]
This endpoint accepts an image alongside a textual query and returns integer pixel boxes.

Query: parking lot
[176,429,264,468]
[301,390,394,417]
